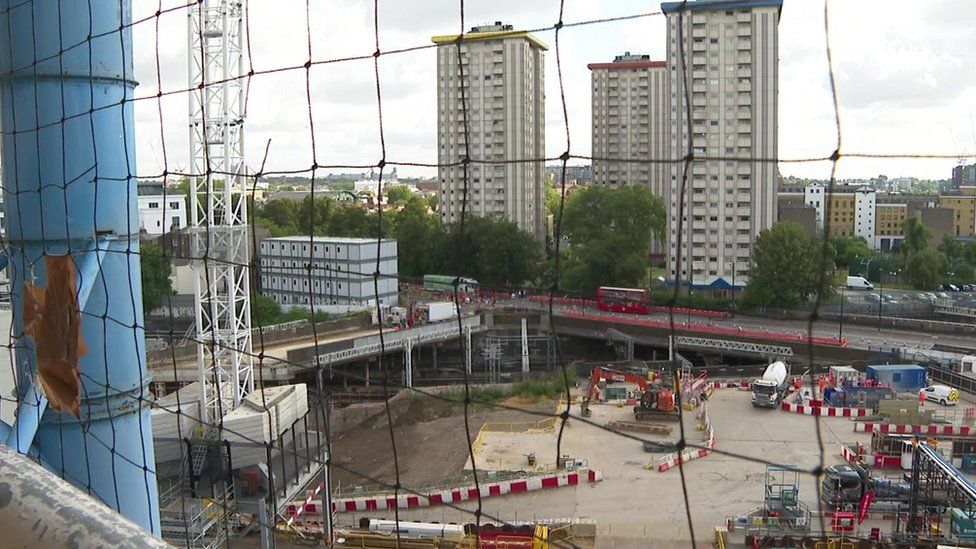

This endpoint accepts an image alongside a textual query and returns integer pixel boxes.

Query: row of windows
[144,201,182,210]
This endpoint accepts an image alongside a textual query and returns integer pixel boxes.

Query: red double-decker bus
[596,286,650,314]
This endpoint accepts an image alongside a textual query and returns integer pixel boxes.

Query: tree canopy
[899,216,932,256]
[385,184,412,206]
[742,221,833,308]
[557,185,666,294]
[255,195,541,286]
[904,248,947,290]
[830,235,874,268]
[140,244,174,313]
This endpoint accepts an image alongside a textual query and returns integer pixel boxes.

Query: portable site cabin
[961,356,976,375]
[829,365,861,387]
[865,364,927,392]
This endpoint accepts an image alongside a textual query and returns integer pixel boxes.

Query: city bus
[422,274,478,294]
[596,286,650,314]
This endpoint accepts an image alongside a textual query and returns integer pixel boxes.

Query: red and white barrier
[854,423,975,436]
[658,406,714,472]
[287,481,326,526]
[839,443,903,469]
[312,469,603,514]
[780,401,869,417]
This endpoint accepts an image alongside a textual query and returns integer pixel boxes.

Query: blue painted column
[0,0,159,534]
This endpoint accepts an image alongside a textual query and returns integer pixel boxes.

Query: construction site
[259,360,970,548]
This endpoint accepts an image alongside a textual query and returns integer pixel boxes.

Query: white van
[920,385,959,406]
[846,276,874,290]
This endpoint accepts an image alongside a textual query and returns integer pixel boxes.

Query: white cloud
[130,0,976,182]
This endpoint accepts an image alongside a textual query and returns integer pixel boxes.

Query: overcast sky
[130,0,976,182]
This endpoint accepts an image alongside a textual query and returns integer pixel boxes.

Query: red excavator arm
[581,367,651,416]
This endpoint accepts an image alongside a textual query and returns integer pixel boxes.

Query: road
[506,298,976,355]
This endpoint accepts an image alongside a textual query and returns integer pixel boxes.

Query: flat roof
[431,29,548,51]
[661,0,783,14]
[587,60,666,70]
[866,364,925,371]
[263,236,394,245]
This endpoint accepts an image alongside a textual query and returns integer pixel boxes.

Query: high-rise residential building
[432,23,547,241]
[663,0,782,290]
[589,53,668,197]
[953,163,976,189]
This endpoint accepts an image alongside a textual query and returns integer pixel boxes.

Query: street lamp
[839,283,845,340]
[878,269,899,329]
[731,262,737,311]
[878,271,884,328]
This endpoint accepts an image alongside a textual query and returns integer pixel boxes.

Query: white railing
[314,316,482,365]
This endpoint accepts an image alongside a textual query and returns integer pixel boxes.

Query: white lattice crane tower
[188,0,253,420]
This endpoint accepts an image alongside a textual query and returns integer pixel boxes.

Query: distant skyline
[131,0,976,183]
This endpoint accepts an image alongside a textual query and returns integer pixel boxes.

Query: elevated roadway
[150,300,976,385]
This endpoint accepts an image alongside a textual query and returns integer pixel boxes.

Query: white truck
[425,301,459,323]
[845,275,874,290]
[751,361,790,408]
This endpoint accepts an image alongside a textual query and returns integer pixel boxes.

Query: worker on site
[919,388,926,409]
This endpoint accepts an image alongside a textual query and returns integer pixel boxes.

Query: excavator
[580,366,679,421]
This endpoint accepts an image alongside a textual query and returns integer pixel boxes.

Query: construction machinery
[580,366,679,421]
[821,463,912,513]
[751,361,790,408]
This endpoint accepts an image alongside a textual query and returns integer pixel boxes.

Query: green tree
[899,216,931,256]
[393,196,437,277]
[742,221,833,308]
[140,244,174,313]
[424,193,438,211]
[250,293,281,326]
[952,262,976,285]
[938,234,962,264]
[963,241,976,266]
[434,217,541,286]
[545,185,560,216]
[385,184,412,206]
[830,236,874,268]
[261,199,300,233]
[904,248,947,290]
[558,185,666,293]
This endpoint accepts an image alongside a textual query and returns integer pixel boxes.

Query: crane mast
[188,0,252,420]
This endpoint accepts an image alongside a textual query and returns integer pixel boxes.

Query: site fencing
[0,1,972,548]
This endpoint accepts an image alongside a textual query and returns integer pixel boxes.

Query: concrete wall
[777,205,817,236]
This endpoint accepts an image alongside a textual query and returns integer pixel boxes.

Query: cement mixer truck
[751,361,790,408]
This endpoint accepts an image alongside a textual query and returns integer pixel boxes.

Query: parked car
[864,294,881,303]
[920,385,959,406]
[937,292,950,299]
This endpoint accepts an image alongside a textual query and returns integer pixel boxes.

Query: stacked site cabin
[865,364,927,392]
